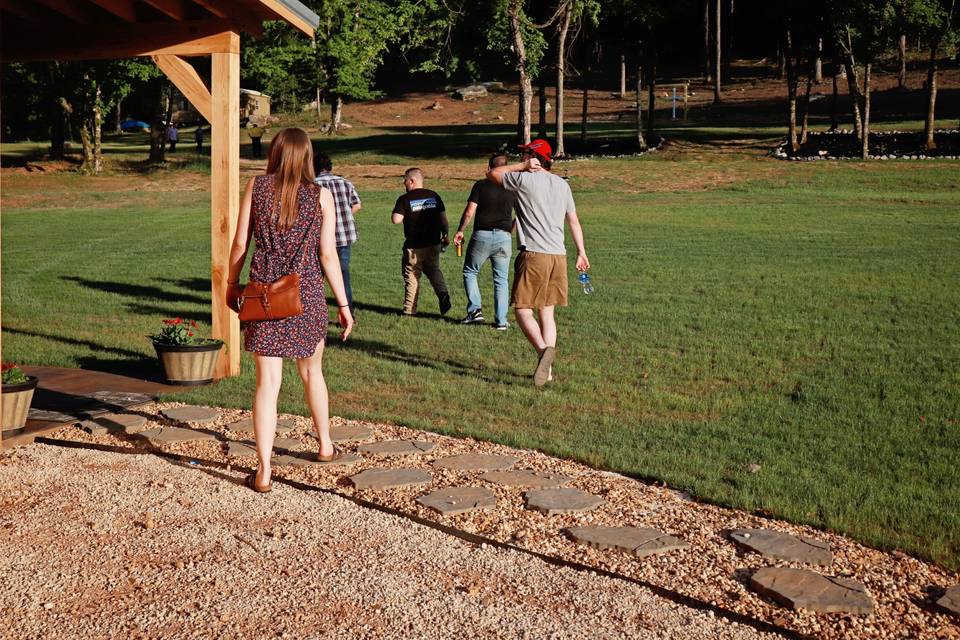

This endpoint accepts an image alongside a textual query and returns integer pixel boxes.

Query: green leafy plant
[1,363,29,385]
[150,318,221,346]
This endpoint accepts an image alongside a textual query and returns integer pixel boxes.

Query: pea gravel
[0,444,777,640]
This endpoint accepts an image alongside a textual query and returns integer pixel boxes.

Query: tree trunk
[843,58,863,140]
[580,85,588,143]
[898,34,907,89]
[861,63,871,160]
[723,0,733,79]
[316,86,323,123]
[93,91,103,173]
[799,59,814,145]
[79,76,103,175]
[776,46,785,80]
[150,82,173,162]
[555,6,570,158]
[538,83,548,138]
[785,31,798,154]
[814,38,823,84]
[50,98,69,160]
[704,0,712,81]
[620,54,627,97]
[714,0,722,102]
[830,67,839,131]
[924,45,939,150]
[646,62,656,137]
[331,94,343,134]
[508,1,532,145]
[636,69,647,151]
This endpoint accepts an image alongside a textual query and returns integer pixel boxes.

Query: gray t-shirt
[501,171,575,255]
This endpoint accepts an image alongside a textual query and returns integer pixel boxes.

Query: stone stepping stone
[431,453,517,472]
[749,567,874,615]
[272,437,302,451]
[273,451,361,468]
[138,427,218,444]
[357,440,436,457]
[95,413,149,434]
[226,416,297,433]
[417,487,496,515]
[225,441,257,457]
[566,526,689,557]
[481,469,571,488]
[330,424,374,442]
[349,468,433,490]
[524,488,604,515]
[28,409,80,423]
[89,391,154,407]
[730,528,832,566]
[937,585,960,618]
[161,406,220,424]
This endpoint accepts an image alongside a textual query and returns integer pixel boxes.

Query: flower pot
[152,341,223,386]
[2,376,39,430]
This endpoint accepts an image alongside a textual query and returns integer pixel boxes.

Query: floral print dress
[243,174,328,358]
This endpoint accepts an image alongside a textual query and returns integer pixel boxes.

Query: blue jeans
[336,243,353,312]
[462,229,511,326]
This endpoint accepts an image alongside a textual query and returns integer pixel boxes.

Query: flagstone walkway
[19,402,960,639]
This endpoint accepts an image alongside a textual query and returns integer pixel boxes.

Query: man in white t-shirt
[488,139,590,387]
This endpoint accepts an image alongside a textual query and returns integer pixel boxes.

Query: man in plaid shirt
[313,149,362,314]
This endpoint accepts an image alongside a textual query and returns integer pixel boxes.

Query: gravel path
[0,445,778,640]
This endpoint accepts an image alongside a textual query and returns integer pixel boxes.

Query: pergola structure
[0,0,320,380]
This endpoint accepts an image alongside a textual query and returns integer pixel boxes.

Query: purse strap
[279,184,322,276]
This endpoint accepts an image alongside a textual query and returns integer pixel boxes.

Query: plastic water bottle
[578,272,594,295]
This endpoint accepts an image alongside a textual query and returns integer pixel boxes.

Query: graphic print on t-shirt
[408,197,438,212]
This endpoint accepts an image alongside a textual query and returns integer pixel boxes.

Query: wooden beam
[143,0,187,20]
[257,0,315,36]
[32,0,91,22]
[191,0,263,36]
[210,38,241,378]
[1,19,241,62]
[86,0,138,22]
[190,0,227,18]
[152,54,212,122]
[0,0,59,23]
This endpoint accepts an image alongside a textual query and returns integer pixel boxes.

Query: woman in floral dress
[226,128,353,493]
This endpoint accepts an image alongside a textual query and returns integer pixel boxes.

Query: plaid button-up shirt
[315,171,361,247]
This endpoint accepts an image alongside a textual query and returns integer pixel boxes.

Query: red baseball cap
[518,138,552,161]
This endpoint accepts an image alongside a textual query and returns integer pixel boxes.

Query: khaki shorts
[511,251,568,309]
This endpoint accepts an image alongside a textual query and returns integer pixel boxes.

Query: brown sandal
[245,471,272,493]
[317,444,345,463]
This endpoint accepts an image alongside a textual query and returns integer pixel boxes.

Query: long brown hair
[265,127,316,231]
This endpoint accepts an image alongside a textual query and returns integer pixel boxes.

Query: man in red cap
[488,139,590,387]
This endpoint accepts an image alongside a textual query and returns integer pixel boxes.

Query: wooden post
[211,37,241,378]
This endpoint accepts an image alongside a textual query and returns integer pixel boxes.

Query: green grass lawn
[3,126,959,570]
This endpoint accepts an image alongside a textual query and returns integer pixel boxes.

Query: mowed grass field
[3,127,959,569]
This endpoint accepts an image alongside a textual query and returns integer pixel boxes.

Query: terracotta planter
[2,376,39,430]
[152,341,223,386]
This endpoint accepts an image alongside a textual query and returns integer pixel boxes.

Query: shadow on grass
[330,335,526,385]
[351,300,458,323]
[62,276,208,305]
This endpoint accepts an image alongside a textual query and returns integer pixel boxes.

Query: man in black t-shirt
[453,153,516,329]
[391,167,451,316]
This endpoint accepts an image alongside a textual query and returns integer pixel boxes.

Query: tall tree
[714,0,722,103]
[915,0,958,149]
[494,0,549,144]
[555,0,600,157]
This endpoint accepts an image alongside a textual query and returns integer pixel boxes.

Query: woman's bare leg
[253,354,283,487]
[296,340,334,458]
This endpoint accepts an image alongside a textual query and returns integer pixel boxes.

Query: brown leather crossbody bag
[236,189,320,322]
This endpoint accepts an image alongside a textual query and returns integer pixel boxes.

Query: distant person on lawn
[453,153,516,330]
[166,123,178,152]
[488,139,590,387]
[226,127,354,493]
[391,167,452,316]
[313,148,362,316]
